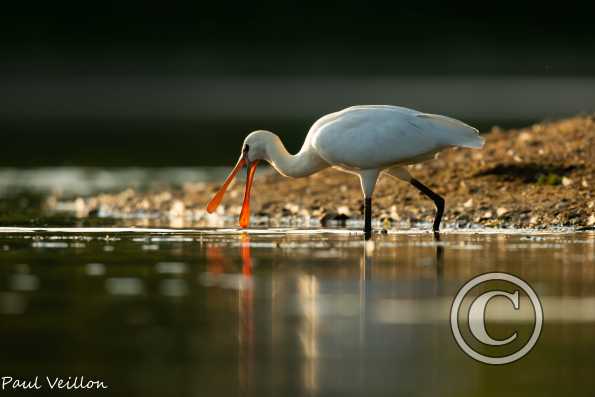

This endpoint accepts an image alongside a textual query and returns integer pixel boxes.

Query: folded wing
[310,105,483,169]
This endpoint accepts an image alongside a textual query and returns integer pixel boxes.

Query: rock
[74,197,89,217]
[334,213,350,222]
[336,205,352,216]
[555,200,569,210]
[496,207,509,217]
[518,132,533,142]
[284,203,299,214]
[562,177,573,187]
[169,200,186,217]
[463,198,474,208]
[567,210,580,219]
[281,208,293,216]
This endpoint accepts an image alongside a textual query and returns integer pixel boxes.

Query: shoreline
[48,115,595,231]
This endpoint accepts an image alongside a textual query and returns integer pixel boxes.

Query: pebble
[562,177,573,187]
[169,200,186,217]
[518,132,533,142]
[284,203,299,214]
[337,205,351,216]
[497,207,509,217]
[319,212,349,226]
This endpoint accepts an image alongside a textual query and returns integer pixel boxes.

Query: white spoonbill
[207,105,484,239]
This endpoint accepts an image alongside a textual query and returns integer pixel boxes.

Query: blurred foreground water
[0,228,594,396]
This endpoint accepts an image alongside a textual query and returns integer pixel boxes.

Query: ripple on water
[149,237,194,242]
[0,292,26,314]
[10,274,39,291]
[155,262,187,275]
[14,264,30,273]
[159,279,188,297]
[199,273,253,290]
[85,263,106,276]
[105,278,144,296]
[507,243,564,250]
[31,242,69,248]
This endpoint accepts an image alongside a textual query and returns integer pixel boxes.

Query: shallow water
[0,228,594,396]
[0,167,232,196]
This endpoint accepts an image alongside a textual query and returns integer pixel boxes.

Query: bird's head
[242,130,276,164]
[206,130,275,228]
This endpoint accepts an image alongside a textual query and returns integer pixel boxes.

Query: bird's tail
[417,113,485,148]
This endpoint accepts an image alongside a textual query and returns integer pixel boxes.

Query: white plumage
[207,105,484,238]
[310,105,483,170]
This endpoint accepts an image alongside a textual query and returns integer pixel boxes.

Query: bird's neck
[265,135,328,178]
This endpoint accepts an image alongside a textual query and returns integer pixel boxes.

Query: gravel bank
[52,116,595,230]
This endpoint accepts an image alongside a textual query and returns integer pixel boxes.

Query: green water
[0,228,594,396]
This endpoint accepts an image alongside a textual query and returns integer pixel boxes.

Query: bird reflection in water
[238,233,254,393]
[206,246,225,275]
[434,233,444,280]
[205,236,256,393]
[360,233,444,281]
[207,232,445,395]
[297,272,320,393]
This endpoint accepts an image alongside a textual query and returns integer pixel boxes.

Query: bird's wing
[310,106,482,169]
[413,113,484,149]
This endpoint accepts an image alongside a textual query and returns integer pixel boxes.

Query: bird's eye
[243,144,250,153]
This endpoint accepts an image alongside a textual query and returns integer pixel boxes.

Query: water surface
[0,228,593,396]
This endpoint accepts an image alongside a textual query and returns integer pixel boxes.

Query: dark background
[2,1,595,166]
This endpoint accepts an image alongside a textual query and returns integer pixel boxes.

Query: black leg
[410,178,445,237]
[364,197,372,240]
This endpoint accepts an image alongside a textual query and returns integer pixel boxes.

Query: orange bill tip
[239,160,259,228]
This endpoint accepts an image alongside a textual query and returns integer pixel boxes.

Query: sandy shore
[53,116,595,230]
